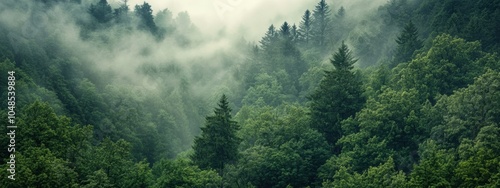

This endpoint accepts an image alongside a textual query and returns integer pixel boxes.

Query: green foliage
[392,20,423,67]
[191,95,241,173]
[455,125,500,187]
[0,148,79,188]
[322,157,407,188]
[151,159,221,188]
[408,140,456,187]
[394,34,488,101]
[299,65,326,100]
[363,65,392,98]
[232,104,329,187]
[242,73,285,106]
[260,25,278,52]
[82,169,113,188]
[249,22,309,104]
[311,0,331,48]
[89,0,113,23]
[135,2,158,34]
[298,10,312,45]
[309,42,365,150]
[431,69,500,148]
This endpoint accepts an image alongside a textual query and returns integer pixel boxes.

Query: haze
[126,0,387,42]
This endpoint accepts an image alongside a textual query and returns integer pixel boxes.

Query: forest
[0,0,499,187]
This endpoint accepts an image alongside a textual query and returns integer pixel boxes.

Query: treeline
[0,0,499,187]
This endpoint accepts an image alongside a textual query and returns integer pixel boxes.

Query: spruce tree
[89,0,113,23]
[309,42,365,152]
[135,2,158,34]
[298,10,312,45]
[260,25,278,52]
[291,24,299,42]
[191,94,241,175]
[311,0,331,47]
[280,22,291,39]
[336,6,346,19]
[392,20,422,67]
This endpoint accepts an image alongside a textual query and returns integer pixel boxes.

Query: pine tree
[336,6,346,19]
[392,20,422,67]
[260,25,278,51]
[291,24,299,42]
[191,94,241,175]
[280,22,291,39]
[311,0,331,47]
[298,10,312,45]
[89,0,113,23]
[309,42,365,152]
[135,2,158,34]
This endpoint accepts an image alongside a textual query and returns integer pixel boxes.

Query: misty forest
[1,0,500,187]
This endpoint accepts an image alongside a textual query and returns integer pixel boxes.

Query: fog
[125,0,387,41]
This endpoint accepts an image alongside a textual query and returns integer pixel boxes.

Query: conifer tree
[309,42,365,152]
[311,0,331,47]
[291,24,299,42]
[280,22,291,39]
[191,94,241,175]
[260,25,278,51]
[135,2,158,34]
[392,20,422,67]
[336,6,346,19]
[298,10,312,45]
[89,0,113,23]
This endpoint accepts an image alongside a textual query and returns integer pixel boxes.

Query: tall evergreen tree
[280,22,291,39]
[392,20,422,67]
[298,10,312,45]
[260,25,278,52]
[291,24,299,42]
[191,94,241,175]
[336,6,346,19]
[135,2,158,34]
[309,42,365,152]
[89,0,113,23]
[311,0,331,47]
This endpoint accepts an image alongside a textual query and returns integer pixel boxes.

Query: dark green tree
[151,159,221,188]
[89,0,113,23]
[322,157,407,187]
[455,124,500,187]
[260,25,278,52]
[280,22,291,39]
[135,2,158,34]
[309,42,365,152]
[232,104,330,187]
[311,0,331,47]
[394,34,491,102]
[392,20,422,67]
[298,10,312,45]
[191,94,241,175]
[408,140,456,187]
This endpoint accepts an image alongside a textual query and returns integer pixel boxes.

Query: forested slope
[0,0,499,187]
